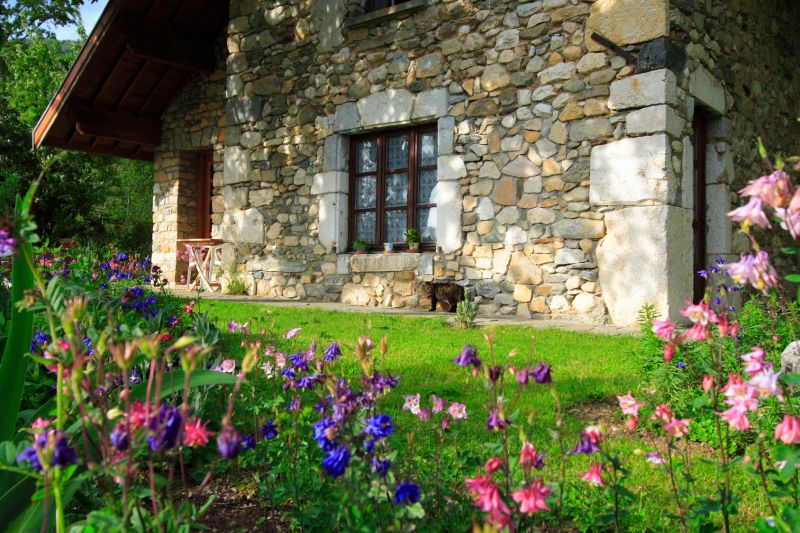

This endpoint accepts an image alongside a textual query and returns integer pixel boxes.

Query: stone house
[33,0,800,325]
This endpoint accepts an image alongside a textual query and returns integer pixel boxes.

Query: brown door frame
[196,152,213,239]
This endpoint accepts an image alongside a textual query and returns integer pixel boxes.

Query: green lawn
[196,299,764,531]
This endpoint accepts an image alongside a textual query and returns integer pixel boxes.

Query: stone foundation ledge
[337,252,435,275]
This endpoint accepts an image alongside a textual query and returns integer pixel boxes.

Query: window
[349,126,438,250]
[366,0,412,12]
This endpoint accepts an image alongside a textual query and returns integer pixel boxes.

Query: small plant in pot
[353,239,371,254]
[404,228,421,252]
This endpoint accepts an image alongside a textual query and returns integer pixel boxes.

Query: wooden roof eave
[31,0,124,151]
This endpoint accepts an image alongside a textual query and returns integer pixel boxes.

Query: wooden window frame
[348,125,438,252]
[196,152,213,239]
[365,0,412,13]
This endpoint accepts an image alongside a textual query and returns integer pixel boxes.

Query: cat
[419,281,464,312]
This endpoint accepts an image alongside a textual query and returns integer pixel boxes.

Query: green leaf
[782,374,800,388]
[128,370,238,402]
[0,197,35,445]
[786,274,800,283]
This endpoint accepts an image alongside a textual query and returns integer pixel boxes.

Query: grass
[195,299,766,531]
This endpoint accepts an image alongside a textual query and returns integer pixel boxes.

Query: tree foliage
[0,1,153,254]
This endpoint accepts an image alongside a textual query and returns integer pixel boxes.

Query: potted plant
[383,242,395,253]
[404,228,421,252]
[353,240,370,254]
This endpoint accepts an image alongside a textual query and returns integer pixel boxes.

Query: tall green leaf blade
[128,370,238,402]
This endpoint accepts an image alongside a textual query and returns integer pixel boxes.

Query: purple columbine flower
[148,405,182,451]
[110,424,130,451]
[16,445,41,471]
[324,342,341,362]
[241,435,256,451]
[487,410,506,431]
[0,226,16,257]
[363,414,394,439]
[530,362,552,384]
[452,344,481,369]
[572,434,599,455]
[217,426,242,459]
[393,482,420,505]
[488,365,502,383]
[322,445,351,478]
[288,397,301,411]
[52,435,77,467]
[260,419,278,440]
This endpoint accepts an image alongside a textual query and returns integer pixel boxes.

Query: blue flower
[676,361,686,369]
[52,434,77,467]
[110,425,129,451]
[116,252,128,261]
[147,405,182,451]
[363,414,394,439]
[572,434,598,455]
[393,482,420,505]
[241,435,256,451]
[313,418,337,451]
[324,342,341,362]
[16,445,41,471]
[260,419,278,440]
[372,457,391,478]
[698,269,708,279]
[322,446,350,477]
[30,331,49,353]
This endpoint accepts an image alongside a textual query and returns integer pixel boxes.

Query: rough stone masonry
[151,0,800,326]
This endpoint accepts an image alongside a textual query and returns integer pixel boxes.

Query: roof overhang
[32,0,227,161]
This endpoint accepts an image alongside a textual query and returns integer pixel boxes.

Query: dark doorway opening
[196,153,213,239]
[692,113,708,302]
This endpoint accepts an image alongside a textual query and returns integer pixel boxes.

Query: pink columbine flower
[441,417,451,431]
[741,347,769,376]
[583,425,603,445]
[721,406,750,431]
[653,404,673,423]
[664,417,691,439]
[284,327,302,339]
[683,323,708,342]
[512,479,551,515]
[749,368,783,400]
[739,170,793,208]
[402,393,421,415]
[418,409,431,422]
[724,252,779,291]
[32,418,51,430]
[702,374,714,393]
[728,196,771,229]
[447,402,467,420]
[465,473,494,494]
[651,319,675,341]
[775,414,800,444]
[214,359,236,374]
[625,417,638,431]
[617,393,646,417]
[664,343,676,362]
[775,187,800,239]
[717,315,738,338]
[680,300,718,326]
[430,394,446,414]
[183,418,213,447]
[484,456,504,475]
[580,462,605,486]
[724,380,759,412]
[519,441,537,466]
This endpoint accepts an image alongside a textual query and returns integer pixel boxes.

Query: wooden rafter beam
[72,106,161,147]
[126,32,214,73]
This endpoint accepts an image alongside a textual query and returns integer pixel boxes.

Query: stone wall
[671,0,800,275]
[152,0,796,325]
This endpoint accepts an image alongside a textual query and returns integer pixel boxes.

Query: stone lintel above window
[344,0,427,30]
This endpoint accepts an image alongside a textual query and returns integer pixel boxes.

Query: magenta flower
[728,196,771,229]
[0,225,16,257]
[512,479,550,515]
[749,368,783,400]
[724,251,779,291]
[721,406,750,431]
[739,170,793,208]
[530,362,552,384]
[402,393,421,416]
[486,409,506,431]
[452,344,481,369]
[214,359,236,374]
[645,451,665,465]
[680,300,718,326]
[285,327,302,339]
[741,347,768,376]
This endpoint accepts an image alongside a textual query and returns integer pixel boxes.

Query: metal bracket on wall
[590,32,637,66]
